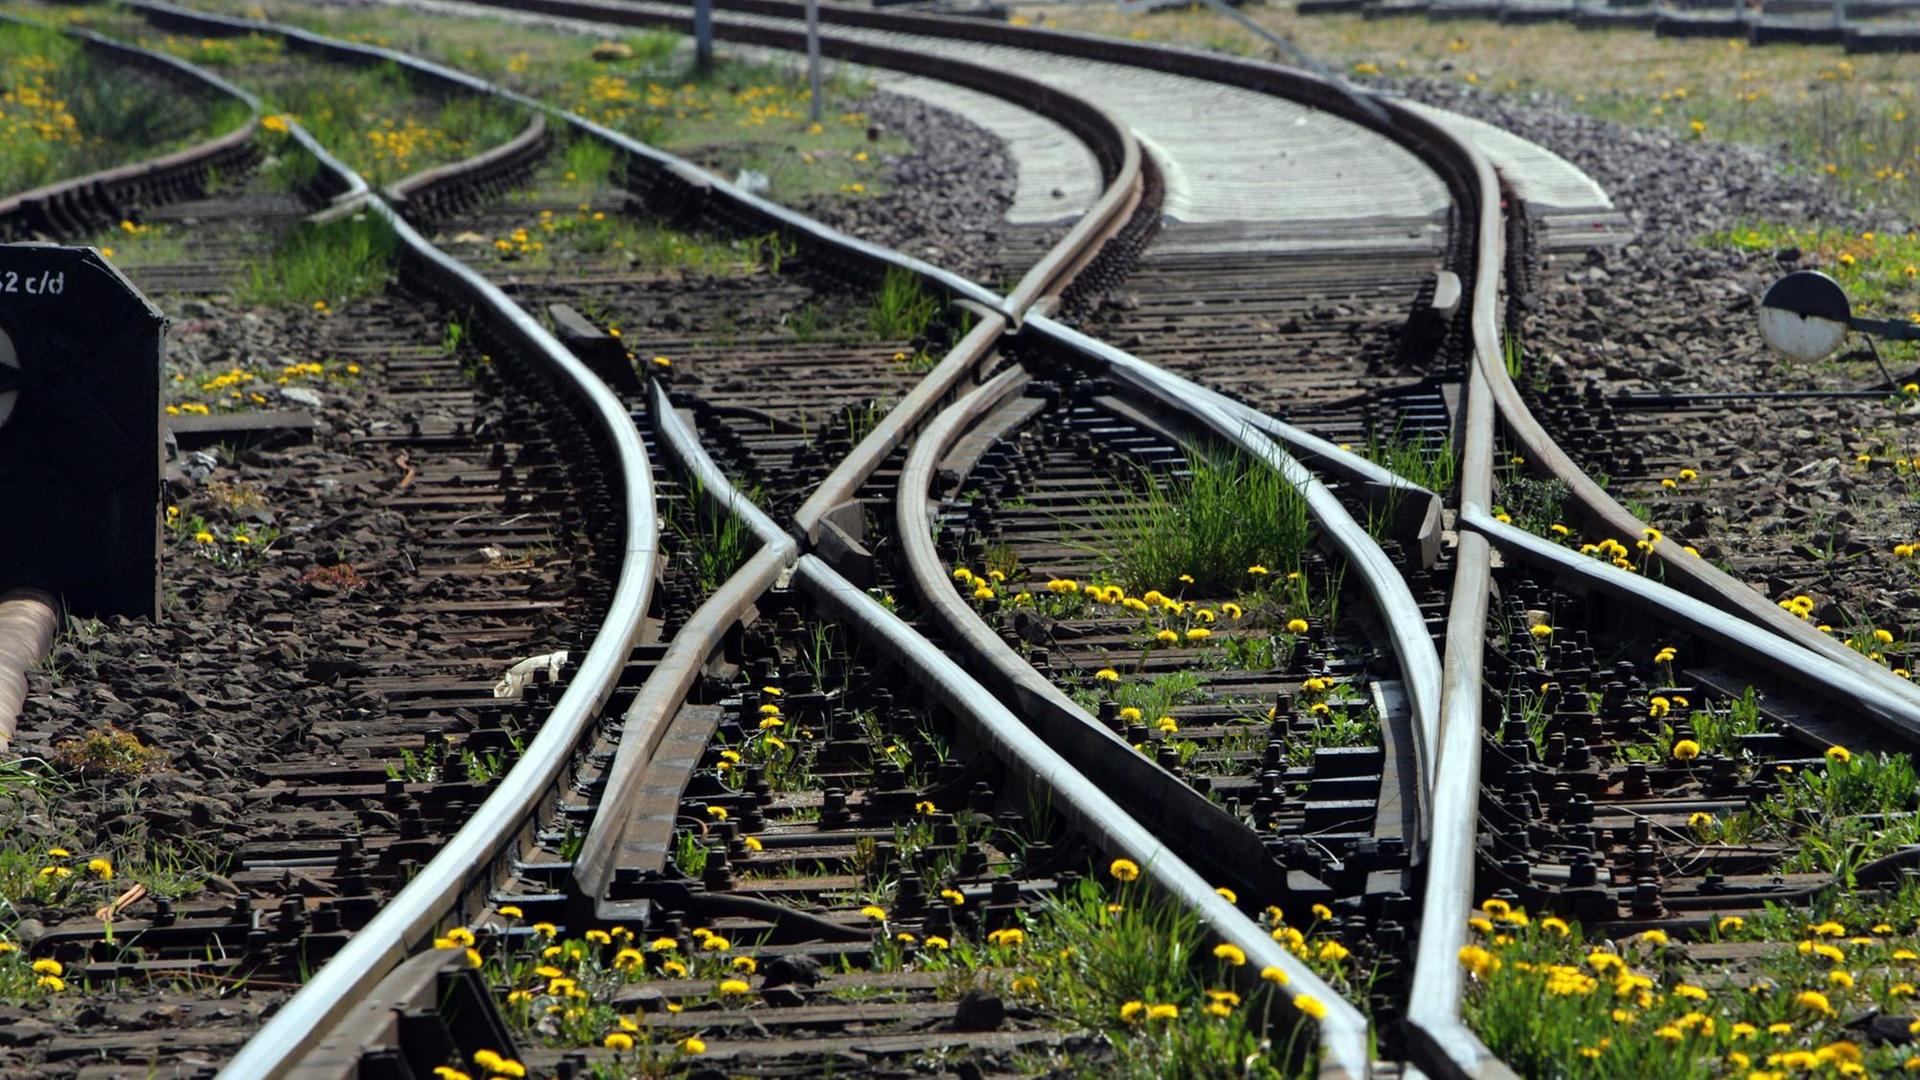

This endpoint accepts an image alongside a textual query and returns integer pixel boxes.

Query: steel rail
[382,111,550,220]
[128,0,1027,318]
[0,13,260,234]
[1402,125,1511,1080]
[894,367,1315,897]
[793,551,1376,1079]
[565,382,796,913]
[1028,312,1446,801]
[140,64,664,1080]
[1463,506,1920,729]
[627,364,1375,1075]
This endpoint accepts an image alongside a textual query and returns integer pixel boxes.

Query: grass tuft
[1089,448,1312,596]
[866,267,941,341]
[238,213,397,307]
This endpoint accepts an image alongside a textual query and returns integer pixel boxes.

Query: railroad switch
[0,244,163,618]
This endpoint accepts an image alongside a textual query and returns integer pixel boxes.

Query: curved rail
[0,13,259,237]
[383,112,550,222]
[71,38,671,1080]
[1402,113,1511,1080]
[640,372,1380,1073]
[1029,313,1447,799]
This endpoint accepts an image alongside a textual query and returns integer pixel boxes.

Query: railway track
[7,0,1920,1076]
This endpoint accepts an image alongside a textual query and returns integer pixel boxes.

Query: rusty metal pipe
[0,589,60,749]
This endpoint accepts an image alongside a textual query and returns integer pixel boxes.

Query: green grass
[1110,670,1205,720]
[163,0,908,199]
[1720,748,1920,882]
[1088,447,1314,596]
[666,478,758,594]
[238,213,397,307]
[256,61,529,188]
[933,875,1336,1078]
[865,266,942,341]
[0,19,241,194]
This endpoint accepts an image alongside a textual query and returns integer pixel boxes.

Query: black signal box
[0,245,162,619]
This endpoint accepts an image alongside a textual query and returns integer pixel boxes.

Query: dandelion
[1119,1000,1147,1023]
[1109,858,1140,882]
[87,858,112,880]
[718,978,751,995]
[1156,716,1179,734]
[1796,989,1836,1016]
[1459,945,1499,978]
[603,1031,634,1051]
[1221,602,1243,619]
[1213,943,1247,966]
[914,800,937,815]
[1095,668,1120,682]
[924,936,950,950]
[1318,940,1351,963]
[497,905,523,919]
[1260,966,1289,985]
[1186,627,1211,642]
[988,928,1025,947]
[743,836,762,851]
[1720,916,1745,933]
[1293,993,1329,1020]
[1286,618,1309,634]
[1312,903,1333,922]
[940,889,965,906]
[706,805,728,821]
[1689,811,1714,829]
[680,1036,706,1054]
[1145,1003,1179,1021]
[1249,565,1269,575]
[1672,739,1701,761]
[1827,745,1853,764]
[860,905,888,921]
[1541,917,1570,937]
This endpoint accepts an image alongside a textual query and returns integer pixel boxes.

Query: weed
[385,741,444,783]
[239,213,396,307]
[866,267,941,341]
[0,21,239,193]
[1087,446,1312,595]
[50,726,164,779]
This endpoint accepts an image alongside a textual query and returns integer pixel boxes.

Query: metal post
[805,0,823,123]
[0,589,59,750]
[694,0,713,71]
